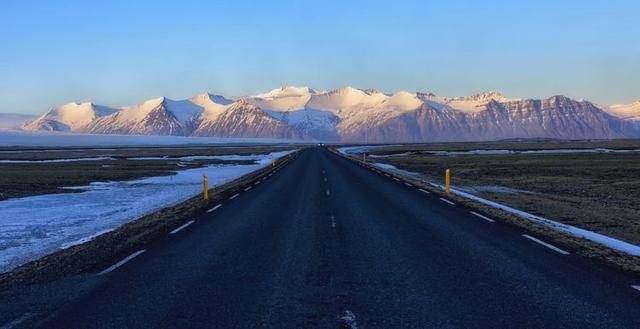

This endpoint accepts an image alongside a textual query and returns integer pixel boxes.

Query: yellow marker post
[445,168,451,194]
[203,174,209,200]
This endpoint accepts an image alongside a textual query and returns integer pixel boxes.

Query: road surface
[9,147,640,328]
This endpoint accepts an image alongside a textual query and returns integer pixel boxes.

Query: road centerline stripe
[230,193,240,200]
[98,250,146,275]
[522,234,570,255]
[470,211,495,222]
[439,198,456,205]
[207,204,222,213]
[170,220,195,234]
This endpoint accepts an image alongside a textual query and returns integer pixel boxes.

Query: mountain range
[10,86,640,142]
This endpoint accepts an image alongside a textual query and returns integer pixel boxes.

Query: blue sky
[1,0,639,114]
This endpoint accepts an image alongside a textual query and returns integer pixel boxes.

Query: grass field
[362,140,640,245]
[0,145,294,200]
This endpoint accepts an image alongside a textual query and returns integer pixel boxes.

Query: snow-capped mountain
[23,102,118,132]
[17,87,640,142]
[606,101,640,121]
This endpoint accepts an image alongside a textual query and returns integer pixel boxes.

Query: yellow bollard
[203,174,209,200]
[445,168,451,194]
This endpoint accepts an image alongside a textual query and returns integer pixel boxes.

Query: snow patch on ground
[0,157,116,164]
[372,162,640,257]
[0,150,293,273]
[0,131,303,147]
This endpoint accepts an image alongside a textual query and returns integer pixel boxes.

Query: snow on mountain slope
[193,100,309,139]
[23,102,118,132]
[264,108,340,140]
[419,91,519,114]
[84,97,200,136]
[306,87,388,117]
[191,93,233,120]
[0,113,37,130]
[607,101,640,121]
[250,86,315,111]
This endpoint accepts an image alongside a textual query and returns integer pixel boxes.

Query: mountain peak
[255,86,315,99]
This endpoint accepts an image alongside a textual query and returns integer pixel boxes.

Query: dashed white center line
[323,177,327,182]
[170,220,195,234]
[331,215,336,228]
[326,189,331,196]
[439,198,456,205]
[207,204,222,213]
[404,182,412,187]
[393,177,400,181]
[98,250,146,275]
[385,174,390,177]
[632,285,640,292]
[522,234,570,255]
[470,211,495,222]
[419,188,430,194]
[244,186,252,191]
[230,193,240,200]
[262,177,267,180]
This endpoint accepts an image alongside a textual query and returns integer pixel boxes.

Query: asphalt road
[19,147,640,328]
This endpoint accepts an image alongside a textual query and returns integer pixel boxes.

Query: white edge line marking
[98,250,146,275]
[230,193,240,199]
[207,204,222,213]
[170,220,195,234]
[522,234,570,255]
[471,211,495,222]
[419,189,430,194]
[631,285,640,292]
[439,198,456,205]
[393,178,400,181]
[244,186,252,191]
[404,182,412,187]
